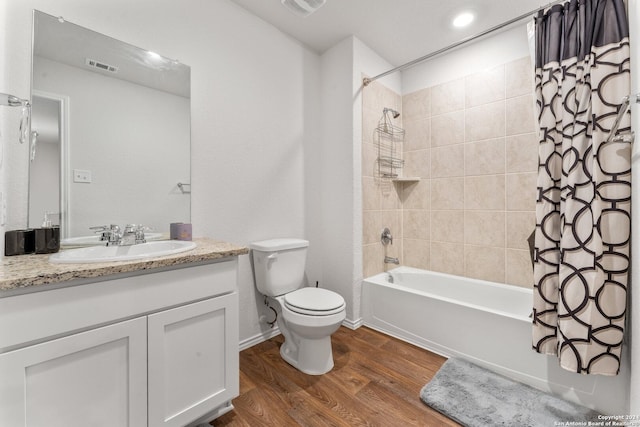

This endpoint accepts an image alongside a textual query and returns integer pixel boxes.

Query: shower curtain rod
[362,0,566,86]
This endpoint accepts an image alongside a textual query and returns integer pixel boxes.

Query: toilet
[250,238,346,375]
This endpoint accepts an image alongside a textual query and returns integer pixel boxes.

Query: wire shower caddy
[375,108,404,179]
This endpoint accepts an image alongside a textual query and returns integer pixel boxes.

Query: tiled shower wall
[362,56,537,288]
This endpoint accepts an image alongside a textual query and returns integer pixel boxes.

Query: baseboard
[342,317,363,330]
[239,327,281,351]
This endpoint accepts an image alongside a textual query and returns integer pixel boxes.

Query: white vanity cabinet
[0,258,240,427]
[0,317,148,426]
[148,293,238,427]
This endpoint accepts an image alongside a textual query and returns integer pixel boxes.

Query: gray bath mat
[420,358,600,427]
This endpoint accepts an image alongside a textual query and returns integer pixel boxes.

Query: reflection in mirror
[30,10,191,244]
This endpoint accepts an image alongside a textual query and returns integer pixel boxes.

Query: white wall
[317,38,356,324]
[1,0,321,345]
[316,36,400,327]
[402,24,532,93]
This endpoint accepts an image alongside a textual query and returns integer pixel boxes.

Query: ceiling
[229,0,548,66]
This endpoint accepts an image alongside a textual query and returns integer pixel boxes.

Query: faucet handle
[124,224,146,244]
[90,224,120,232]
[90,224,121,245]
[381,227,393,246]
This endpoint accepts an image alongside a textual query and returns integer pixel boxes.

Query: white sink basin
[61,233,163,247]
[49,240,197,264]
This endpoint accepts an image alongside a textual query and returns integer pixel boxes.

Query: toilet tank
[250,238,309,297]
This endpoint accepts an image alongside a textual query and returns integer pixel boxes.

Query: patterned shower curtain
[532,0,631,375]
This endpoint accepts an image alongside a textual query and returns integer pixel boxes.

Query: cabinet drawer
[0,259,237,353]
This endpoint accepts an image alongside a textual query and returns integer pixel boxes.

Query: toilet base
[280,335,334,375]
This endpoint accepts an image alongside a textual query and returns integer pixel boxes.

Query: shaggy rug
[420,358,600,427]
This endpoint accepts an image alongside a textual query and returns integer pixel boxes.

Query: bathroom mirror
[30,10,191,242]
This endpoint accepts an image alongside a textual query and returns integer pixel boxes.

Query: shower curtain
[532,0,631,375]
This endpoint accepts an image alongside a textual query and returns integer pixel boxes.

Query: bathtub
[362,266,629,414]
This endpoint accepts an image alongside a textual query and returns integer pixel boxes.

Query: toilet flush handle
[267,253,278,260]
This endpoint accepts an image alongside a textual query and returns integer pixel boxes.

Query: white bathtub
[362,266,629,414]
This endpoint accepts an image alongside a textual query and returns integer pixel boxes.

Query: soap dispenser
[34,212,60,254]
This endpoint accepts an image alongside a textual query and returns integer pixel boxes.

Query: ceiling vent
[85,58,118,73]
[281,0,326,17]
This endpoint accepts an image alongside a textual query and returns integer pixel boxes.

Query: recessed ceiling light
[453,12,475,28]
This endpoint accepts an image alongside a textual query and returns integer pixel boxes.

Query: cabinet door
[148,292,239,427]
[0,317,147,427]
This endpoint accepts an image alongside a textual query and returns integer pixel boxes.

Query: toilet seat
[284,287,345,316]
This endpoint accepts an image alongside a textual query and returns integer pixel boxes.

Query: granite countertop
[0,238,248,293]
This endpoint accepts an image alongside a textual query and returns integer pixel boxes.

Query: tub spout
[384,256,399,265]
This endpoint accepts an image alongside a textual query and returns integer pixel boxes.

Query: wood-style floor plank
[211,326,459,427]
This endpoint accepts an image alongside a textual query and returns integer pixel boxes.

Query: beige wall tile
[383,234,402,261]
[431,177,464,210]
[362,80,386,113]
[363,210,383,245]
[382,82,402,114]
[404,209,429,240]
[403,238,430,270]
[379,180,401,210]
[506,211,536,250]
[464,175,505,210]
[431,111,464,147]
[431,210,464,243]
[364,56,541,290]
[382,210,402,241]
[506,133,538,173]
[363,177,380,211]
[465,138,505,176]
[362,142,377,178]
[430,242,464,276]
[402,181,430,210]
[465,65,505,108]
[464,245,506,283]
[465,101,505,142]
[363,107,380,144]
[402,88,431,121]
[506,56,534,99]
[403,118,430,151]
[404,149,430,179]
[506,173,537,211]
[432,78,464,115]
[506,249,534,288]
[432,145,464,178]
[464,211,505,247]
[505,94,535,136]
[363,80,401,121]
[363,243,385,277]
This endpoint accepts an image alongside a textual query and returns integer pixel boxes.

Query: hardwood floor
[211,326,460,426]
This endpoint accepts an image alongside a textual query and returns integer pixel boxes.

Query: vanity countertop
[0,238,248,294]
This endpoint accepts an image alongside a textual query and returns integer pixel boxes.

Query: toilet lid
[284,287,345,315]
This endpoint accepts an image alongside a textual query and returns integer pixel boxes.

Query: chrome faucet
[381,228,393,246]
[90,224,146,246]
[90,224,121,246]
[120,224,147,246]
[384,256,400,265]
